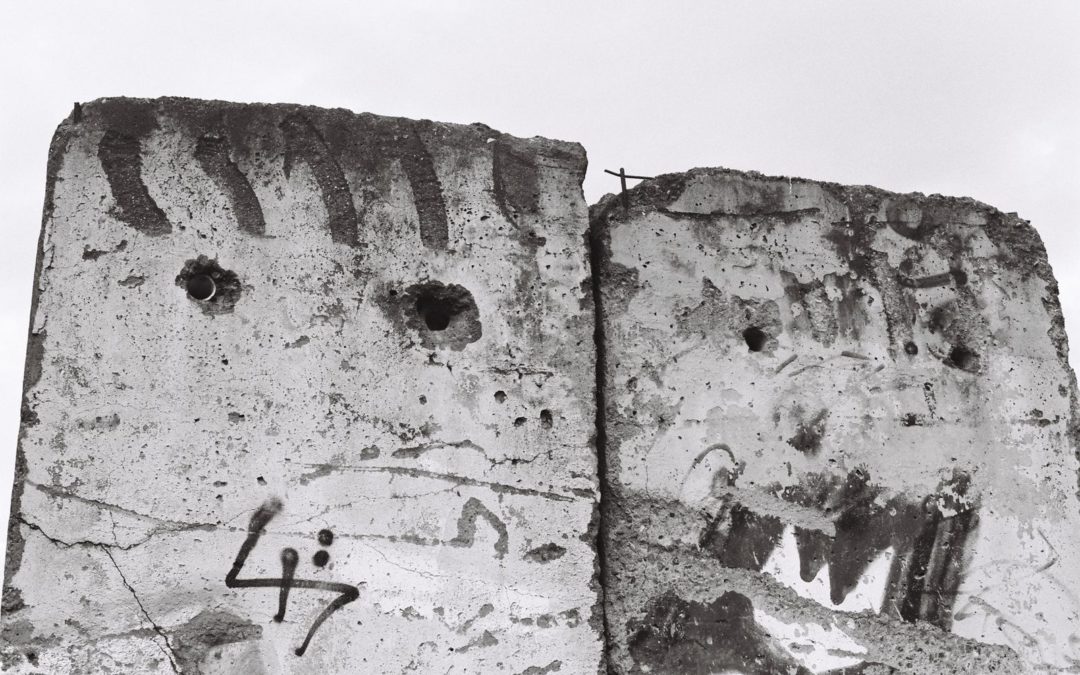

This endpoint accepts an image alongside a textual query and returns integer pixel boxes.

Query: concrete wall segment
[1,97,601,674]
[593,167,1080,674]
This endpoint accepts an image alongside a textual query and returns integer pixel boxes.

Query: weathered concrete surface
[592,168,1080,674]
[1,98,600,673]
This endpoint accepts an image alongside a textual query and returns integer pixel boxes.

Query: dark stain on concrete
[76,413,120,432]
[493,138,540,223]
[821,196,915,353]
[599,261,640,318]
[786,408,829,456]
[701,503,782,572]
[285,335,310,349]
[523,542,567,563]
[171,610,262,674]
[96,103,171,236]
[782,272,871,346]
[677,277,782,352]
[517,660,563,675]
[281,113,359,247]
[627,590,809,674]
[195,134,266,236]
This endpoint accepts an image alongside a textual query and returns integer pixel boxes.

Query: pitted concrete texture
[592,168,1080,674]
[1,98,601,674]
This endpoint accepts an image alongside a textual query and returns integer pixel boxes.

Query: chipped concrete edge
[3,107,78,614]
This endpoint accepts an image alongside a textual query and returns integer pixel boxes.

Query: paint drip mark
[391,124,448,249]
[705,468,979,629]
[274,548,299,622]
[493,138,540,224]
[195,135,266,235]
[98,129,171,235]
[280,113,359,247]
[226,499,360,656]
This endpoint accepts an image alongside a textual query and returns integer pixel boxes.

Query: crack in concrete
[103,548,181,674]
[28,481,216,531]
[19,518,184,673]
[18,513,215,551]
[391,439,488,460]
[299,464,579,502]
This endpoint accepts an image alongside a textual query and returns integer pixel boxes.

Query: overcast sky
[0,1,1077,569]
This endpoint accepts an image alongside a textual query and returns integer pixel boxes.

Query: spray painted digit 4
[225,499,361,656]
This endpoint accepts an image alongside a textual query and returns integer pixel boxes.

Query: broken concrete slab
[592,167,1080,673]
[2,97,600,674]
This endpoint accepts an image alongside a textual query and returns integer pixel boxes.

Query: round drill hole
[312,550,330,567]
[187,274,216,301]
[742,327,767,352]
[904,341,919,355]
[317,529,334,546]
[416,295,453,331]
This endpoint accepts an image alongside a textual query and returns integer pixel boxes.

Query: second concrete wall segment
[592,167,1080,674]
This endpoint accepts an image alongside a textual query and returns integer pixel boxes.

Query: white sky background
[0,1,1077,571]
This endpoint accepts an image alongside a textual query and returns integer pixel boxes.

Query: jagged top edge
[591,166,1022,224]
[66,95,587,163]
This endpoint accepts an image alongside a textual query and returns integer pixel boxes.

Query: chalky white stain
[753,608,868,672]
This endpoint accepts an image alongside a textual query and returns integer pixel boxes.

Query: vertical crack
[103,547,181,674]
[588,212,614,674]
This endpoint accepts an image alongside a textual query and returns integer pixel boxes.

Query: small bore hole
[540,409,553,429]
[904,341,919,355]
[312,550,330,567]
[494,390,507,403]
[317,529,334,546]
[949,345,978,371]
[743,326,767,352]
[187,274,216,301]
[416,295,452,331]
